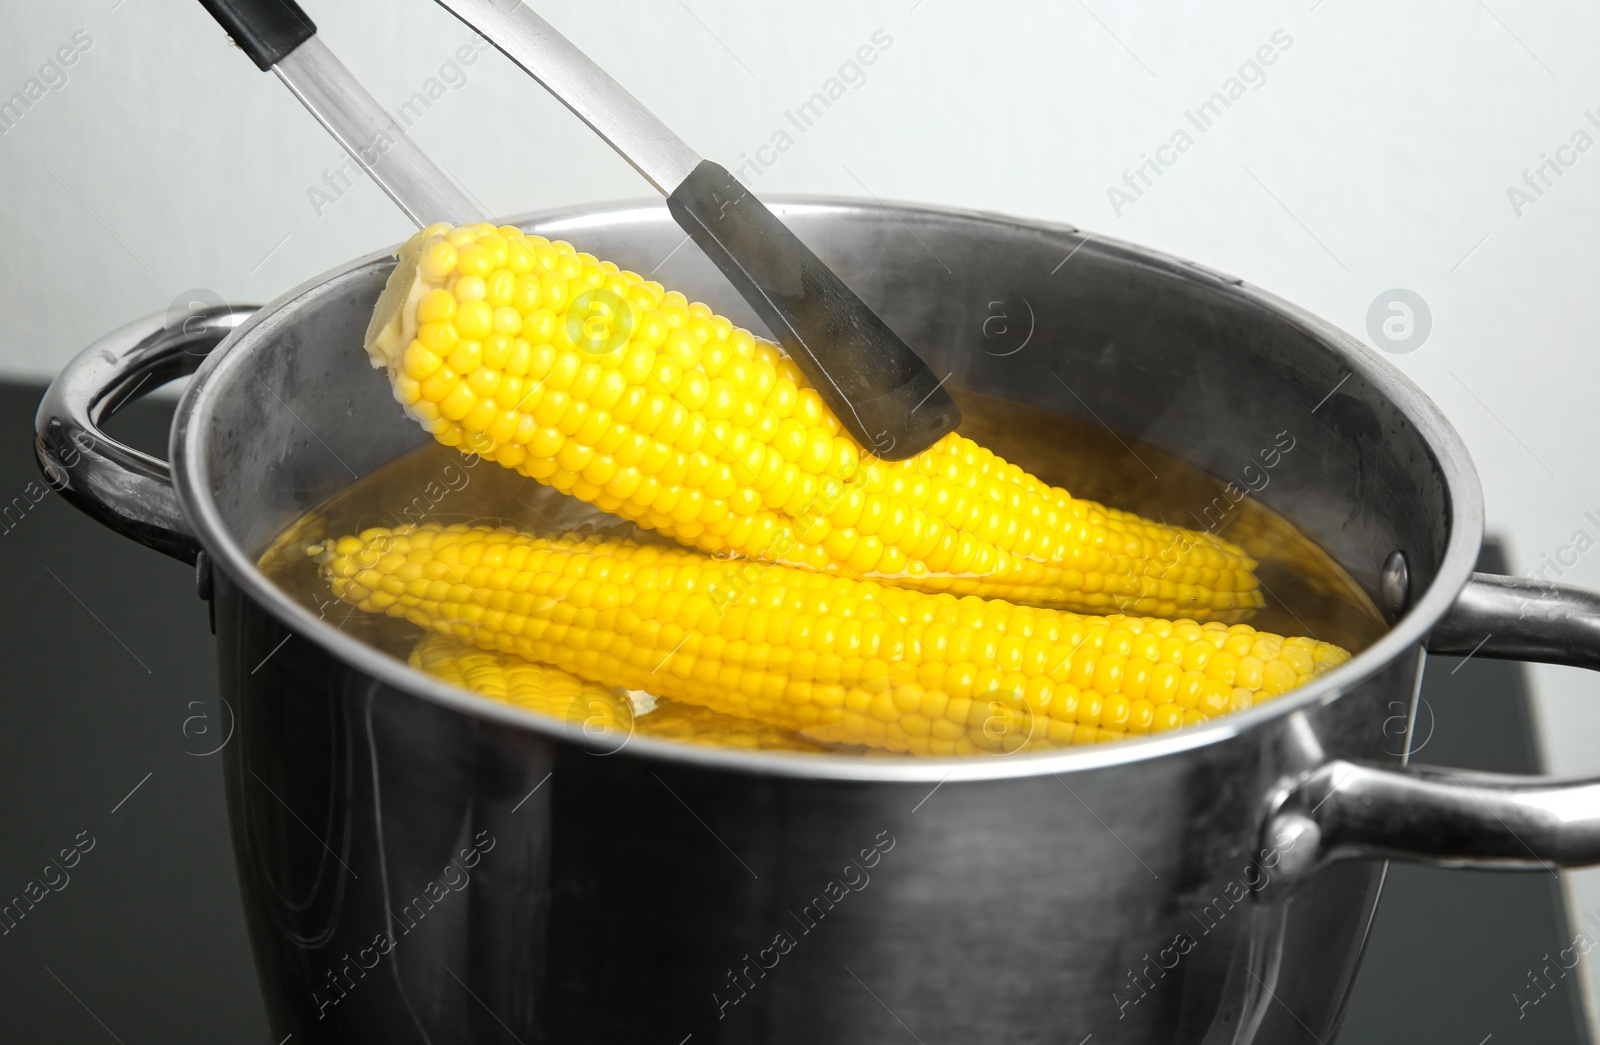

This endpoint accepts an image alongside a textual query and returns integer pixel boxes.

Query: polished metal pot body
[36,199,1600,1044]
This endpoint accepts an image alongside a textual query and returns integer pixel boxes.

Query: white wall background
[4,0,1599,1024]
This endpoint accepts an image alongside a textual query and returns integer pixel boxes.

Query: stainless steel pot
[35,199,1600,1044]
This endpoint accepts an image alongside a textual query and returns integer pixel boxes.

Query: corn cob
[321,524,1347,756]
[362,222,1262,621]
[410,631,633,739]
[633,699,829,753]
[412,633,826,752]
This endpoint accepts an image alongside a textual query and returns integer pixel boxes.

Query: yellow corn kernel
[323,524,1350,757]
[362,224,1263,622]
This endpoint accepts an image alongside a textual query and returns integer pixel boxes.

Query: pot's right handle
[1267,573,1600,878]
[1423,571,1600,669]
[35,305,257,565]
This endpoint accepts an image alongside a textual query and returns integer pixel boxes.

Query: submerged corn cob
[411,632,633,738]
[321,524,1347,756]
[633,699,829,753]
[412,634,825,752]
[363,222,1262,621]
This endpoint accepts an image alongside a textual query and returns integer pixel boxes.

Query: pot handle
[34,305,257,565]
[1266,573,1600,878]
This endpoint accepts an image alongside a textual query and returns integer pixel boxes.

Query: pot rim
[171,196,1484,783]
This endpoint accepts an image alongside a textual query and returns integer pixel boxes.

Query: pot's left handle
[35,305,258,564]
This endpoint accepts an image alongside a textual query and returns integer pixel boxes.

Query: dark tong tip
[666,161,960,461]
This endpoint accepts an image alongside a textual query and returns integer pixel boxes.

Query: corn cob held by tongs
[364,223,1264,622]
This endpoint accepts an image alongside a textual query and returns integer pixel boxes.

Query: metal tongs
[196,0,959,459]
